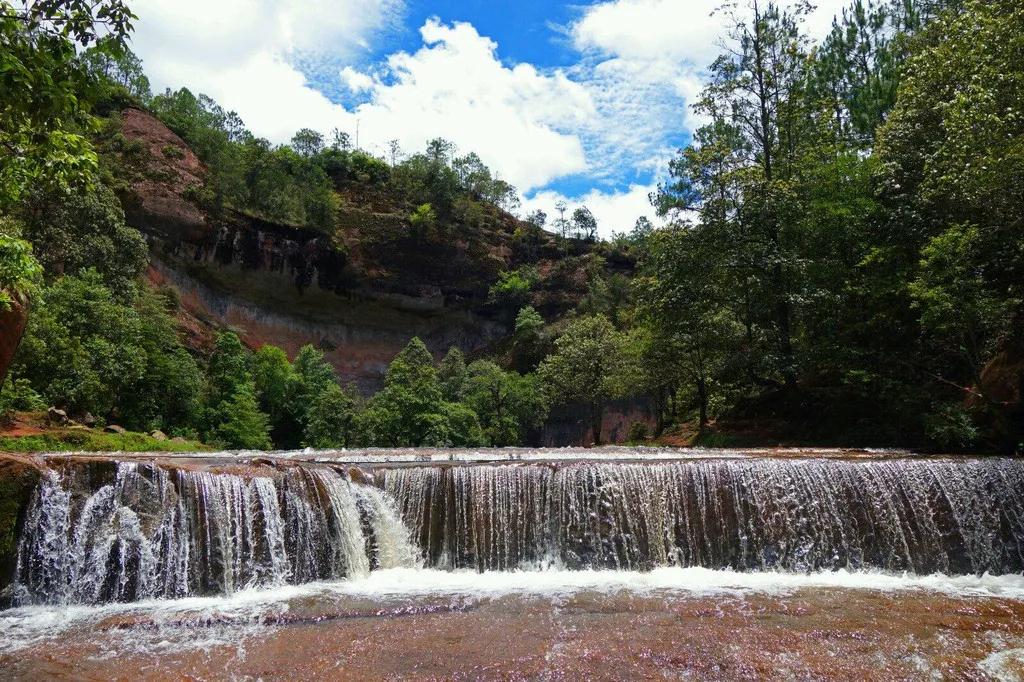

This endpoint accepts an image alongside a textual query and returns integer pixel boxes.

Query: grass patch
[0,430,209,453]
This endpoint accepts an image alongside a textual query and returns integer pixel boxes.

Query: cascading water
[10,462,418,606]
[382,458,1024,574]
[8,455,1024,607]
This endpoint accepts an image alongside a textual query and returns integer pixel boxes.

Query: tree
[437,347,468,401]
[525,210,547,230]
[252,344,301,447]
[79,44,151,102]
[0,0,135,207]
[21,183,148,299]
[638,225,743,428]
[206,332,252,407]
[693,0,815,386]
[571,206,598,241]
[460,361,547,446]
[553,200,570,238]
[331,128,351,151]
[14,270,146,417]
[0,228,42,313]
[355,337,485,447]
[303,382,357,448]
[511,305,545,372]
[210,384,272,450]
[538,316,629,445]
[291,128,324,157]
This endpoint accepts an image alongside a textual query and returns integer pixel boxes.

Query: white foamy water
[3,567,1024,655]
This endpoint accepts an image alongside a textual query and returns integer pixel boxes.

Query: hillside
[101,107,625,390]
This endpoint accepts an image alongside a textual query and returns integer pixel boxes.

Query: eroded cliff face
[112,108,509,389]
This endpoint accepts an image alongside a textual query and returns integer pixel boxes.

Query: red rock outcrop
[0,296,29,388]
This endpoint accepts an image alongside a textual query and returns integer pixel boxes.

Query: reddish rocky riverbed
[2,569,1024,680]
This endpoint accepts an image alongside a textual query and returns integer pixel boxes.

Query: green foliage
[302,382,357,448]
[78,44,151,106]
[12,270,201,431]
[355,337,485,447]
[205,332,252,407]
[21,183,148,298]
[0,1,134,207]
[538,315,633,443]
[0,228,42,310]
[15,270,146,416]
[488,267,536,312]
[627,422,648,443]
[409,202,437,236]
[0,377,46,415]
[208,384,272,450]
[0,430,208,453]
[511,305,546,372]
[437,347,468,401]
[252,344,301,446]
[459,361,547,447]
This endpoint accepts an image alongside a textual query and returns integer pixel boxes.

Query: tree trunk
[696,377,709,430]
[590,403,604,446]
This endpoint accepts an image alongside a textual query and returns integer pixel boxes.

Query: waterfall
[10,463,414,606]
[9,456,1024,606]
[382,459,1024,574]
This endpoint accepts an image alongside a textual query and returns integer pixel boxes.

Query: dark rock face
[535,397,660,447]
[0,455,42,600]
[975,342,1024,453]
[0,297,28,388]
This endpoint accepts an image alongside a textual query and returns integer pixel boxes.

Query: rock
[150,430,168,441]
[171,436,187,443]
[104,424,127,434]
[47,407,69,425]
[0,296,28,388]
[81,412,97,427]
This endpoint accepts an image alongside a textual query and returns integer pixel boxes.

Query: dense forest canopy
[0,0,1020,453]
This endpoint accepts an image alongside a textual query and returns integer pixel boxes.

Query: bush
[627,422,649,442]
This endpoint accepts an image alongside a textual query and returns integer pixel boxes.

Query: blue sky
[129,0,848,236]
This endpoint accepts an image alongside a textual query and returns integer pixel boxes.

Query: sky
[127,0,850,238]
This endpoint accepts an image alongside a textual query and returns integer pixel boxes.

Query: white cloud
[573,0,849,67]
[522,184,662,239]
[340,66,374,93]
[130,7,592,193]
[345,19,593,191]
[129,0,400,141]
[346,19,593,189]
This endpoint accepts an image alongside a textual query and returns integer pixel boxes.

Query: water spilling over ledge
[4,449,1023,607]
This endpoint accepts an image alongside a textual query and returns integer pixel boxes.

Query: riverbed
[3,568,1024,679]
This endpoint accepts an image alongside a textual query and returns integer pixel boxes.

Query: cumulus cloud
[344,19,594,191]
[128,0,399,141]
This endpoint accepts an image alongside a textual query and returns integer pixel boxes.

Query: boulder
[170,436,187,443]
[81,412,97,427]
[46,407,69,425]
[104,424,127,434]
[150,430,168,441]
